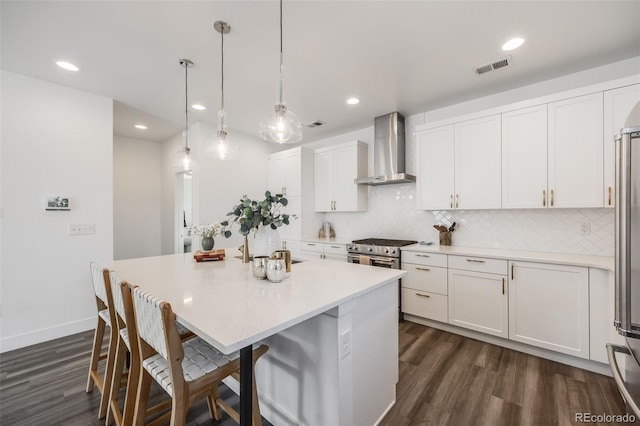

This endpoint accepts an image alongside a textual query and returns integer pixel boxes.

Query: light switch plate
[69,224,95,236]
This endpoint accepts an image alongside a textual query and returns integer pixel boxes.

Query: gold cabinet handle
[450,194,453,209]
[307,243,316,246]
[608,186,612,206]
[543,189,546,207]
[330,245,341,249]
[466,259,485,263]
[415,254,430,258]
[511,263,514,280]
[415,293,431,298]
[455,193,459,209]
[502,277,505,295]
[415,267,431,271]
[550,189,554,207]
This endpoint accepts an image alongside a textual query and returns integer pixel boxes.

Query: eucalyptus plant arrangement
[221,191,296,237]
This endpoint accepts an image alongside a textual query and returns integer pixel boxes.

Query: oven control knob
[367,247,373,252]
[391,249,396,254]
[384,248,389,254]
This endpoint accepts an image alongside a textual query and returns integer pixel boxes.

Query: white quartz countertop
[401,244,614,271]
[301,237,351,245]
[102,252,405,354]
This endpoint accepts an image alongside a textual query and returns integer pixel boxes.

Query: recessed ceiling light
[192,104,206,111]
[501,37,525,51]
[346,97,360,105]
[55,61,80,72]
[134,124,148,130]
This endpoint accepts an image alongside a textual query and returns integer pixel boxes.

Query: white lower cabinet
[400,252,448,322]
[508,261,590,359]
[301,241,347,262]
[448,268,508,338]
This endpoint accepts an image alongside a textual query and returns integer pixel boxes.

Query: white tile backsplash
[325,183,614,256]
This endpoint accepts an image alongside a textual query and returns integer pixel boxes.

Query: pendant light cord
[184,61,189,149]
[221,25,225,112]
[278,0,284,105]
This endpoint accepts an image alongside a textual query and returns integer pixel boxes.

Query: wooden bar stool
[106,272,194,426]
[128,285,268,426]
[86,262,118,420]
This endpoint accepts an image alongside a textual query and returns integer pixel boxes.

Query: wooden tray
[194,249,226,262]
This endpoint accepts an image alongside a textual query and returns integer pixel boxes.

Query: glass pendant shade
[172,130,198,173]
[259,103,303,144]
[206,110,239,160]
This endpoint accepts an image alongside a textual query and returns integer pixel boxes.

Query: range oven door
[347,254,399,269]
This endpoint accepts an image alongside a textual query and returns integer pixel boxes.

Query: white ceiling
[2,1,640,144]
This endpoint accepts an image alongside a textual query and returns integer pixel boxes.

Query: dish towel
[359,255,371,265]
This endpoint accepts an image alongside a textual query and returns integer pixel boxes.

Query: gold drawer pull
[543,189,546,207]
[550,189,554,207]
[415,254,430,258]
[330,245,341,249]
[502,277,505,295]
[415,293,431,298]
[306,243,316,246]
[608,186,612,206]
[466,259,486,263]
[415,267,431,271]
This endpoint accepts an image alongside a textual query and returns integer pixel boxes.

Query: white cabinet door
[509,261,589,359]
[283,151,302,197]
[502,105,548,209]
[416,125,455,210]
[267,155,286,196]
[278,196,301,241]
[333,144,359,212]
[455,114,502,209]
[313,150,334,212]
[603,84,640,208]
[548,93,603,208]
[448,269,508,338]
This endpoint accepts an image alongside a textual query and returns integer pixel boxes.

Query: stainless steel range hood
[354,112,416,185]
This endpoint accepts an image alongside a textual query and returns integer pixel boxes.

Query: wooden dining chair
[129,286,268,426]
[106,272,195,426]
[86,262,118,420]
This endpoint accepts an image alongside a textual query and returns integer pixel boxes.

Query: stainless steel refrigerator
[608,123,640,419]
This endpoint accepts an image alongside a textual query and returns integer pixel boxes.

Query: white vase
[253,226,282,257]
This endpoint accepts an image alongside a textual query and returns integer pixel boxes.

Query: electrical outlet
[69,224,95,236]
[579,222,590,236]
[340,329,352,359]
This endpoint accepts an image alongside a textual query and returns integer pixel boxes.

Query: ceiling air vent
[305,120,325,128]
[475,55,512,75]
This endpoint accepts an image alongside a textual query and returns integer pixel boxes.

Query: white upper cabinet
[501,104,548,209]
[454,114,502,209]
[416,125,455,210]
[416,115,501,210]
[603,84,640,208]
[267,148,302,197]
[314,141,368,212]
[547,92,604,208]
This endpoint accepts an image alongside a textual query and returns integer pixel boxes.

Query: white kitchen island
[102,251,406,426]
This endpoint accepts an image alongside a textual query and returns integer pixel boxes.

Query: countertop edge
[401,244,614,272]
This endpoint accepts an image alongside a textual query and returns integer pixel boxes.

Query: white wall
[114,135,162,260]
[316,57,640,257]
[161,122,279,254]
[1,71,113,352]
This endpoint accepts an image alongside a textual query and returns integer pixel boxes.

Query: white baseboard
[374,396,396,426]
[403,314,612,377]
[0,316,97,353]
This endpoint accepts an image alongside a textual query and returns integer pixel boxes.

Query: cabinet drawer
[301,242,323,253]
[401,251,447,267]
[402,265,448,295]
[324,243,346,255]
[448,255,507,275]
[401,288,447,323]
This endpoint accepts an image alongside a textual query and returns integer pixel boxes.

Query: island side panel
[234,279,399,426]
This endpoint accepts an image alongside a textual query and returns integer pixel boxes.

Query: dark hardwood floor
[380,321,632,426]
[0,322,632,426]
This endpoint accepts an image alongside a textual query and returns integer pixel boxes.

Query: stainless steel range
[347,238,417,269]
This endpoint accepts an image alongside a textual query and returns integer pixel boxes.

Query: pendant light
[206,21,240,160]
[259,0,302,144]
[172,59,198,173]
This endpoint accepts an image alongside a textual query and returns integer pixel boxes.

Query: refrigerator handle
[607,343,640,418]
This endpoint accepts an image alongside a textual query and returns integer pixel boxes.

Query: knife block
[439,231,452,246]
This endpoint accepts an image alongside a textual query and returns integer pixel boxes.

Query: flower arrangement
[187,223,222,238]
[221,191,296,237]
